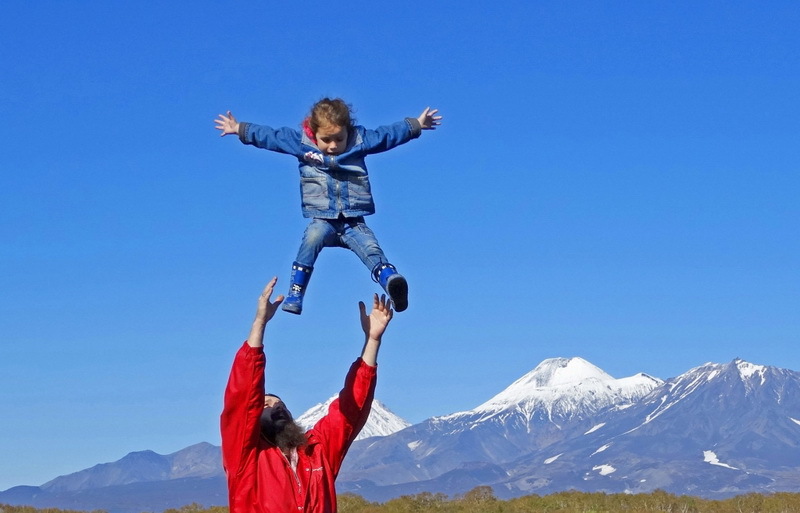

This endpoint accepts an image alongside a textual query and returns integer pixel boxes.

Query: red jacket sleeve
[220,342,265,507]
[309,358,377,477]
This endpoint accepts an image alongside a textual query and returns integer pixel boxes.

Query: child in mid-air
[215,98,441,315]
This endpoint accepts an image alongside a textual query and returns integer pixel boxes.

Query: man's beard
[260,402,307,450]
[272,419,308,450]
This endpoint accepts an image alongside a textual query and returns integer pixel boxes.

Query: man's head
[261,394,307,450]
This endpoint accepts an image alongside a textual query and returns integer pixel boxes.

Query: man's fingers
[378,294,393,315]
[261,277,278,298]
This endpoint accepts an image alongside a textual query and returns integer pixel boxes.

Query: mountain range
[3,357,800,513]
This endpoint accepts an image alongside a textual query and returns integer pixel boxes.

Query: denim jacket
[238,117,422,218]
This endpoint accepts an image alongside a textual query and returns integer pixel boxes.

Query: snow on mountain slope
[339,357,664,487]
[297,397,410,440]
[469,357,662,420]
[630,358,794,431]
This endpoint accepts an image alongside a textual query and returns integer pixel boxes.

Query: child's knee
[303,221,334,247]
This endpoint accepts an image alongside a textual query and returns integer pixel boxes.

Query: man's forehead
[264,394,282,406]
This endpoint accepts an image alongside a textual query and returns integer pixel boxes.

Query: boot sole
[281,303,302,315]
[387,275,408,312]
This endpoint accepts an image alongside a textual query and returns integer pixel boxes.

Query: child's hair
[308,98,356,133]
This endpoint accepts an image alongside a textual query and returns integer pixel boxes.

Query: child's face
[315,123,348,155]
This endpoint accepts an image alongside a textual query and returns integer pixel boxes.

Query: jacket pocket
[347,174,372,204]
[300,176,329,211]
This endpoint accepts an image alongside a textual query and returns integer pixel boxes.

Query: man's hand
[417,107,442,130]
[215,110,240,137]
[254,277,284,325]
[246,278,283,348]
[358,294,393,366]
[359,294,393,343]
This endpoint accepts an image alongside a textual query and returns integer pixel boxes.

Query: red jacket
[221,342,377,513]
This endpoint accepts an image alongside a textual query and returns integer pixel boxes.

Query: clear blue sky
[2,1,798,492]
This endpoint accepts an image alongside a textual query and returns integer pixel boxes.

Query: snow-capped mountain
[339,357,662,485]
[338,358,800,500]
[297,397,411,440]
[471,356,662,419]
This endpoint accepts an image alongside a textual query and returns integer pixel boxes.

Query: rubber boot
[281,263,313,315]
[372,263,408,312]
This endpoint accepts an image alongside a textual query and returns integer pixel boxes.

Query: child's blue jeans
[294,217,388,272]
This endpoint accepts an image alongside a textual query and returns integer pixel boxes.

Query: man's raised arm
[309,294,394,475]
[220,279,284,501]
[358,293,393,367]
[247,277,284,348]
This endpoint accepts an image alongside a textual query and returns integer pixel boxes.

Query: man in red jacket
[221,277,394,513]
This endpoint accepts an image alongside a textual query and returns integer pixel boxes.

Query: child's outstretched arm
[215,110,241,137]
[417,107,443,130]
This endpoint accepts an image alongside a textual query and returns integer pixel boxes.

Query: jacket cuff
[240,341,264,355]
[237,122,250,143]
[405,117,422,138]
[356,357,378,373]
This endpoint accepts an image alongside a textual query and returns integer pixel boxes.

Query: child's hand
[215,110,240,137]
[417,107,442,130]
[303,151,325,166]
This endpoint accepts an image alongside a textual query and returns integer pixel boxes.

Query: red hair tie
[302,118,317,144]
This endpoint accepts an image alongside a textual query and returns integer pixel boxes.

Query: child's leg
[341,218,409,312]
[294,218,338,268]
[282,219,338,315]
[339,218,387,270]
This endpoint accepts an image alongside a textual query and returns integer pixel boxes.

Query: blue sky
[1,1,798,491]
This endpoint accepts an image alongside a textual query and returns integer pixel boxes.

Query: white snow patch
[706,370,719,381]
[298,397,409,440]
[737,360,767,386]
[593,464,616,476]
[544,453,562,464]
[591,443,611,456]
[584,423,606,435]
[407,440,422,451]
[642,395,670,425]
[791,417,800,426]
[738,361,765,378]
[703,450,739,470]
